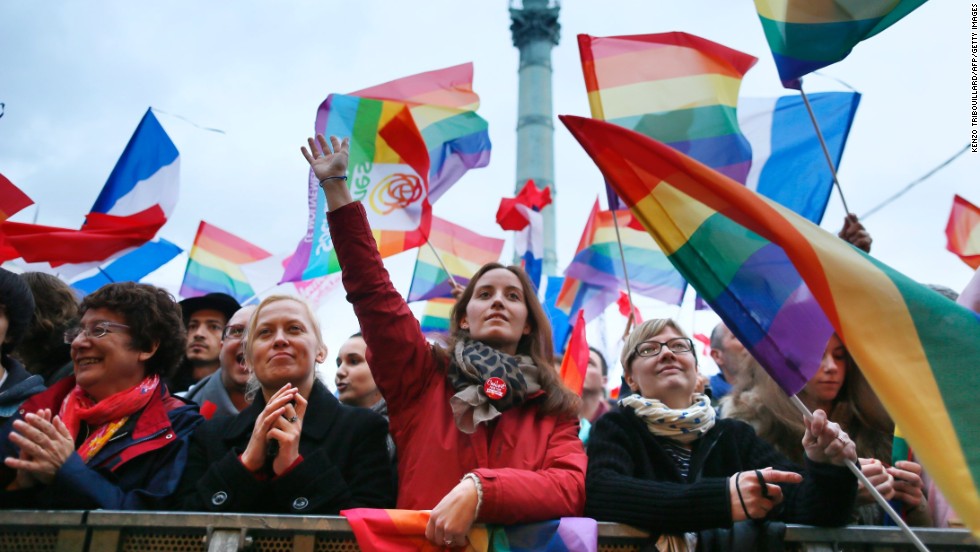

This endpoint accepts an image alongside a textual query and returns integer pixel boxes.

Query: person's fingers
[317,134,331,155]
[52,416,72,440]
[762,469,803,485]
[307,137,319,157]
[340,136,350,152]
[26,413,61,441]
[329,135,342,154]
[767,483,785,505]
[293,392,309,420]
[893,460,922,475]
[301,146,315,165]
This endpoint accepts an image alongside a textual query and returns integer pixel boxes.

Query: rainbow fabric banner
[353,63,492,204]
[341,508,597,552]
[180,221,271,302]
[561,114,980,538]
[282,94,431,283]
[564,208,687,307]
[408,216,504,302]
[555,200,618,323]
[419,297,455,334]
[755,0,929,88]
[559,311,589,395]
[578,32,757,185]
[946,194,980,269]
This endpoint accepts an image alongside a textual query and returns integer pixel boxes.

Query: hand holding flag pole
[789,395,930,552]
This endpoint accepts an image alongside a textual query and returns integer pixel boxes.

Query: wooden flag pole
[425,239,460,289]
[798,88,852,215]
[610,210,637,337]
[789,395,930,552]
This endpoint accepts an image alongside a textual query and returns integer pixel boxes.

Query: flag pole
[788,395,930,552]
[425,240,460,289]
[610,210,637,337]
[798,88,851,215]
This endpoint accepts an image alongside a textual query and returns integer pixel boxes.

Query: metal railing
[0,510,976,551]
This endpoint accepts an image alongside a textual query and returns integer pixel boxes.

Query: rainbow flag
[555,200,618,323]
[341,508,597,552]
[578,32,757,185]
[353,63,491,203]
[282,94,431,282]
[564,208,687,306]
[561,114,980,538]
[419,297,455,334]
[180,221,271,302]
[408,216,504,302]
[559,311,589,395]
[946,194,980,269]
[755,0,929,88]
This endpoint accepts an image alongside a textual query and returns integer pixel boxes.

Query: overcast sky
[2,1,976,382]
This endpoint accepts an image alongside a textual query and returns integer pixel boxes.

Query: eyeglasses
[633,337,694,359]
[64,321,131,344]
[222,325,246,340]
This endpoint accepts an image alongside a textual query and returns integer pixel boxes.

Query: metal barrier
[0,511,976,551]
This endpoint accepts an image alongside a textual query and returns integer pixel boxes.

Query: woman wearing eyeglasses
[585,319,858,549]
[0,282,201,510]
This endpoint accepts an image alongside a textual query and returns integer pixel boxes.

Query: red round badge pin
[483,377,508,400]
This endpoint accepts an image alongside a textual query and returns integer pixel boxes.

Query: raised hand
[838,213,872,253]
[729,467,802,521]
[802,409,857,466]
[301,134,350,183]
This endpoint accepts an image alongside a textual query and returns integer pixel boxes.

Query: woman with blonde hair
[305,134,585,548]
[173,294,394,514]
[586,319,857,548]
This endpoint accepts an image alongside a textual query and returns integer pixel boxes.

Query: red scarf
[59,375,160,462]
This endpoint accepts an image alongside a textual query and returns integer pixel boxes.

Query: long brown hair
[435,263,580,418]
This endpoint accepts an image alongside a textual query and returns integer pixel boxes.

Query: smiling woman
[586,319,860,548]
[0,282,202,511]
[171,294,395,515]
[308,133,585,549]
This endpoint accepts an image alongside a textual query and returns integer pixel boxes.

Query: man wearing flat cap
[168,293,240,393]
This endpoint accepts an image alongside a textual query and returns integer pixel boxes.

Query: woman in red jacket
[302,134,586,548]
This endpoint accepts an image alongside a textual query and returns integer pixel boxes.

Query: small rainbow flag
[559,311,589,395]
[564,208,687,307]
[561,113,980,538]
[754,0,929,88]
[946,194,980,269]
[282,94,431,282]
[408,216,504,302]
[353,63,492,204]
[578,31,757,185]
[341,508,597,552]
[555,200,618,323]
[419,297,455,334]
[180,221,271,303]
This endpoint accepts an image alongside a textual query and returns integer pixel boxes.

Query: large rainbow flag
[180,221,271,302]
[341,508,597,552]
[564,208,687,307]
[561,114,980,537]
[282,94,431,282]
[754,0,929,88]
[946,194,980,270]
[407,216,504,302]
[353,63,492,203]
[578,32,757,185]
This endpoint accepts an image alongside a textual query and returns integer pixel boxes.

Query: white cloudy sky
[1,1,976,381]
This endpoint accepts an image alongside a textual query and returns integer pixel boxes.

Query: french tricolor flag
[3,108,178,275]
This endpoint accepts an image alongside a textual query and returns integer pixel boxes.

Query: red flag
[1,205,166,266]
[496,179,552,231]
[559,311,589,396]
[945,194,980,269]
[0,173,36,262]
[616,291,643,324]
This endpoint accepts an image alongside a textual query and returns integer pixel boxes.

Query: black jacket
[172,379,395,514]
[585,408,856,536]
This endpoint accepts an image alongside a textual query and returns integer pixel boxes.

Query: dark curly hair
[80,282,186,379]
[0,268,36,356]
[14,272,79,377]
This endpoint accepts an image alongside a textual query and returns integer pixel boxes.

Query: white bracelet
[461,473,483,519]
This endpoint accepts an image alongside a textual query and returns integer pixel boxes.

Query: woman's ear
[138,341,161,363]
[315,346,328,364]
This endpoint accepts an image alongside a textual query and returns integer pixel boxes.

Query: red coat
[329,202,586,524]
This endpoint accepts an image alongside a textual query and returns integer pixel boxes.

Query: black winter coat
[172,379,395,514]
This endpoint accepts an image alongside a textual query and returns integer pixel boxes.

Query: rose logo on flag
[369,173,423,216]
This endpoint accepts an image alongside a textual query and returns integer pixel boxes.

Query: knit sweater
[585,408,857,535]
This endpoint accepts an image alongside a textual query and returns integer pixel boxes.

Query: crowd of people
[0,133,972,549]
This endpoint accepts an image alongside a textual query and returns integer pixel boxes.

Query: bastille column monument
[509,0,560,275]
